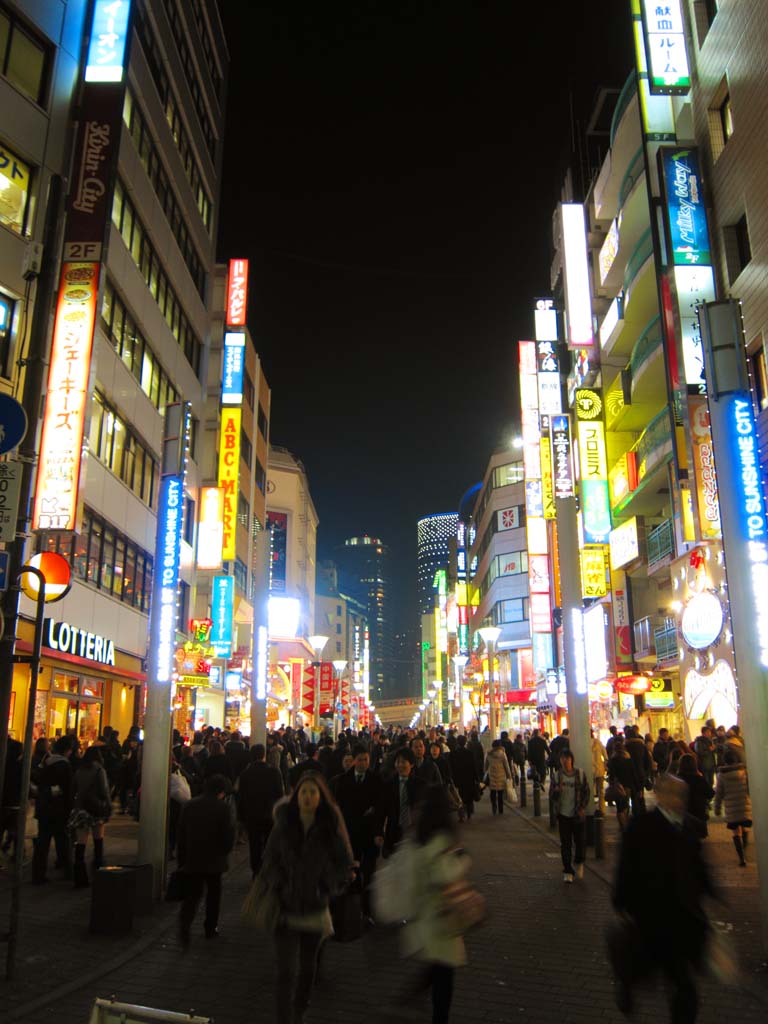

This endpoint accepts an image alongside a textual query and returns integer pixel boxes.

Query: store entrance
[48,673,103,746]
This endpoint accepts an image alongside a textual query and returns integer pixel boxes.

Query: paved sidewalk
[2,790,767,1024]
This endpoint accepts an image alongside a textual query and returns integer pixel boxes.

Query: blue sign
[85,0,132,83]
[222,331,245,405]
[662,147,711,266]
[581,479,612,544]
[727,392,768,667]
[211,575,234,657]
[0,549,9,591]
[0,393,27,454]
[152,475,183,684]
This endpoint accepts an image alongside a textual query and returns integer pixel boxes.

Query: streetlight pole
[307,635,329,738]
[433,679,444,727]
[453,655,467,716]
[478,626,501,739]
[332,659,347,739]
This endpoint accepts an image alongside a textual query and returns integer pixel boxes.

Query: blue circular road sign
[0,394,27,454]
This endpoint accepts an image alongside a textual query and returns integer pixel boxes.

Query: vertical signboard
[561,204,594,349]
[151,474,184,684]
[689,396,721,539]
[221,331,246,405]
[266,511,288,592]
[640,0,691,95]
[85,0,132,81]
[551,414,575,499]
[575,389,612,545]
[197,486,225,569]
[217,407,242,560]
[226,259,249,326]
[211,575,235,657]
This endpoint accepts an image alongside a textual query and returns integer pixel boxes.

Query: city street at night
[3,793,767,1024]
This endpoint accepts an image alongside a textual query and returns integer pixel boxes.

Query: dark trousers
[490,789,504,814]
[274,926,324,1024]
[557,814,585,874]
[179,871,222,937]
[247,820,272,877]
[430,964,454,1024]
[168,800,181,855]
[33,818,70,880]
[355,844,378,915]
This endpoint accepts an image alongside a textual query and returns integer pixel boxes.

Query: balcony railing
[623,228,654,295]
[633,615,655,657]
[633,406,673,482]
[629,316,662,380]
[647,518,675,568]
[610,72,637,147]
[654,621,679,663]
[618,147,645,210]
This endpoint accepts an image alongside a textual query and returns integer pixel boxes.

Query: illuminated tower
[417,514,459,615]
[334,536,391,701]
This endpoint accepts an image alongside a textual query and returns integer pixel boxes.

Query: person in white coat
[484,740,512,816]
[403,788,472,1024]
[591,730,608,812]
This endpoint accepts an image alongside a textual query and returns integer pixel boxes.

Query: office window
[723,214,752,285]
[244,370,254,410]
[0,7,47,104]
[178,581,190,632]
[0,141,32,235]
[237,492,250,530]
[184,497,195,546]
[257,403,269,440]
[240,431,252,470]
[234,558,248,594]
[254,457,266,494]
[493,462,525,488]
[336,605,342,616]
[494,598,529,625]
[89,390,159,509]
[708,78,732,161]
[336,623,342,635]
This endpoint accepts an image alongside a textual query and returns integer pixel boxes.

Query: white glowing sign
[256,624,268,701]
[674,264,715,391]
[85,0,132,83]
[641,0,691,94]
[681,591,724,650]
[561,203,594,348]
[571,607,588,695]
[609,517,640,570]
[268,595,301,638]
[583,604,607,684]
[197,486,224,570]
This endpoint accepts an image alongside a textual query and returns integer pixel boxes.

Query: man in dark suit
[236,744,284,878]
[287,742,321,791]
[381,748,428,855]
[611,773,714,1021]
[334,744,384,916]
[177,774,236,945]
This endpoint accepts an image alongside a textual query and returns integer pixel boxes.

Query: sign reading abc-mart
[34,0,134,531]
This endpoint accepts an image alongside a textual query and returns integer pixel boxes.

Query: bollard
[594,810,606,860]
[533,773,541,817]
[520,771,527,808]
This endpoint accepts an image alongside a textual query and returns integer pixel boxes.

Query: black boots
[73,843,89,887]
[732,834,746,867]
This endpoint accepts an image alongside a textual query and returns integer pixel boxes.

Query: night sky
[217,1,634,633]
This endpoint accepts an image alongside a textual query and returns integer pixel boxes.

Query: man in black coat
[33,734,75,882]
[287,742,321,791]
[236,744,284,877]
[177,774,236,944]
[381,748,428,855]
[527,729,549,783]
[625,726,653,814]
[449,735,478,819]
[334,745,384,915]
[611,774,714,1021]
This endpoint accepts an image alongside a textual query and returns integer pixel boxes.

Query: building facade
[416,513,458,615]
[334,535,390,702]
[7,0,228,745]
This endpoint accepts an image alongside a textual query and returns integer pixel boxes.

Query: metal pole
[313,662,320,737]
[488,642,496,740]
[0,176,63,806]
[6,566,46,979]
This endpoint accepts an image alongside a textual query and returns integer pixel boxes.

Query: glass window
[135,552,146,611]
[4,21,47,104]
[73,518,89,580]
[123,544,136,605]
[101,528,115,592]
[113,537,125,597]
[0,290,14,375]
[0,141,32,235]
[87,520,102,584]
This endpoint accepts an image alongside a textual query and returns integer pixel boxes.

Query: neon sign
[222,331,246,405]
[154,475,183,684]
[561,204,594,348]
[640,0,690,95]
[217,407,242,560]
[197,486,224,570]
[85,0,132,83]
[226,259,249,326]
[34,263,100,530]
[211,575,234,657]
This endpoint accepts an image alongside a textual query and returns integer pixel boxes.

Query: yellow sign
[578,420,608,482]
[217,407,241,560]
[0,144,31,234]
[580,546,608,598]
[540,434,556,519]
[34,262,100,530]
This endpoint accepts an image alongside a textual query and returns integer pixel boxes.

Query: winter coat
[260,801,354,918]
[484,748,512,791]
[401,831,471,968]
[550,767,590,817]
[177,793,236,874]
[449,747,477,805]
[607,752,639,792]
[677,769,714,830]
[591,738,607,779]
[35,753,74,824]
[237,761,284,825]
[714,764,752,824]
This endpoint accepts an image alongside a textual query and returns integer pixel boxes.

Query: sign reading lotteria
[44,619,115,666]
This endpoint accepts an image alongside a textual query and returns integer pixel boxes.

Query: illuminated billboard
[226,259,249,326]
[689,397,721,539]
[153,474,184,684]
[540,432,556,518]
[34,262,100,530]
[640,0,690,95]
[550,414,575,499]
[197,486,224,569]
[609,517,641,570]
[222,331,246,405]
[561,204,594,348]
[85,0,132,82]
[580,546,608,599]
[217,407,242,560]
[267,510,288,592]
[211,575,235,657]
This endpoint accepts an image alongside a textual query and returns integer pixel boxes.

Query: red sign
[615,675,651,694]
[501,690,537,704]
[226,258,248,326]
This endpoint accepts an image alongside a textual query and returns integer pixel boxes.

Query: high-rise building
[334,535,390,701]
[7,0,228,745]
[417,513,458,614]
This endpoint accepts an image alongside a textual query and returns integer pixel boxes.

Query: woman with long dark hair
[69,746,111,886]
[259,771,353,1024]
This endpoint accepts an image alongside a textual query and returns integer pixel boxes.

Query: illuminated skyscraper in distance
[417,513,459,614]
[334,536,391,701]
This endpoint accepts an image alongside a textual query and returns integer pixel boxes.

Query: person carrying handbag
[484,740,512,817]
[550,749,590,882]
[68,746,112,887]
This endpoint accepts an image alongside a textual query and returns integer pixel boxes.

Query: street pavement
[2,787,767,1024]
